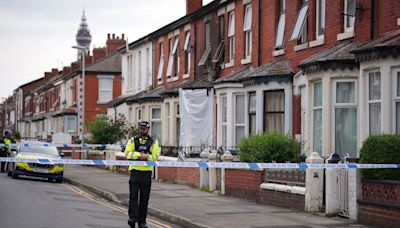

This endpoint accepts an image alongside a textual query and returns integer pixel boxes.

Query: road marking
[65,185,172,228]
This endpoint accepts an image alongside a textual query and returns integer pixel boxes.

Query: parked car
[7,140,64,183]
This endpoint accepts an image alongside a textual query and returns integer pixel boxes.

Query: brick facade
[157,167,200,188]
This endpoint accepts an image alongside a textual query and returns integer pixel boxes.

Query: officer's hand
[139,153,148,161]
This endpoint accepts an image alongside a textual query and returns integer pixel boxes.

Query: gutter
[258,0,261,67]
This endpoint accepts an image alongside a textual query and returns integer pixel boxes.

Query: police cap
[138,121,150,129]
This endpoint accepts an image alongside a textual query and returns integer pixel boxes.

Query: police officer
[0,131,12,173]
[125,121,160,228]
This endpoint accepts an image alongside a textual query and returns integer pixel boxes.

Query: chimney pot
[107,33,110,39]
[122,34,125,39]
[112,33,115,39]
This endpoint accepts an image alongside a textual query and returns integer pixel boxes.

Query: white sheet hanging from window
[179,88,214,147]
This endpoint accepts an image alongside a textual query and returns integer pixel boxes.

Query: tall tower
[75,10,92,57]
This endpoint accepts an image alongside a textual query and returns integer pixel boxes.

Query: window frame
[312,81,322,153]
[150,106,162,141]
[367,71,382,135]
[393,69,400,134]
[316,0,325,39]
[275,0,285,49]
[157,42,164,82]
[184,31,191,75]
[248,92,257,135]
[344,0,356,32]
[289,1,308,42]
[234,93,245,146]
[97,77,113,103]
[220,95,228,147]
[228,11,235,63]
[243,4,252,59]
[332,79,358,157]
[263,90,285,133]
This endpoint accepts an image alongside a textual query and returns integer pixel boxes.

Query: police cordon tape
[0,157,399,169]
[0,143,127,148]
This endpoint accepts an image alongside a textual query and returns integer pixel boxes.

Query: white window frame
[184,31,191,75]
[344,0,356,32]
[316,0,325,40]
[234,94,245,146]
[138,50,142,88]
[157,42,164,82]
[366,71,381,135]
[332,79,358,157]
[228,11,235,63]
[127,53,133,89]
[312,81,322,153]
[393,69,400,134]
[243,4,252,59]
[221,95,228,147]
[150,107,162,141]
[166,37,179,77]
[290,2,308,41]
[275,0,285,49]
[97,76,114,103]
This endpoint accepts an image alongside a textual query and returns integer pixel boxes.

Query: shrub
[238,132,301,163]
[86,114,138,144]
[359,134,400,180]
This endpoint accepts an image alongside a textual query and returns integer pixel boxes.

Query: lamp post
[1,97,7,134]
[72,45,87,158]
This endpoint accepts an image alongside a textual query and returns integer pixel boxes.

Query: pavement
[64,165,368,228]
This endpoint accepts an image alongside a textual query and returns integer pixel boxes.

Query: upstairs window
[275,0,285,49]
[290,0,308,44]
[243,4,252,59]
[344,0,356,32]
[183,31,191,74]
[98,77,113,103]
[166,37,179,77]
[199,21,211,67]
[228,11,235,63]
[157,42,164,81]
[316,0,325,39]
[213,15,225,66]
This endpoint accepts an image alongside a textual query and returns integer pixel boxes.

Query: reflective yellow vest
[3,138,12,154]
[124,136,160,172]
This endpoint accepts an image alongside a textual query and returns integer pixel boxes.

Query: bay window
[234,94,245,146]
[312,82,322,153]
[151,107,162,141]
[248,92,256,135]
[264,90,284,133]
[368,71,381,135]
[221,95,227,146]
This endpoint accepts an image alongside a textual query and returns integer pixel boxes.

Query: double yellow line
[66,185,171,228]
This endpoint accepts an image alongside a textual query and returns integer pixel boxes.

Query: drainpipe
[370,0,375,40]
[258,0,262,67]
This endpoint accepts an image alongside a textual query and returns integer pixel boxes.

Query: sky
[0,0,213,100]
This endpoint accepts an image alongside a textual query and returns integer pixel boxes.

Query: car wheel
[11,170,19,179]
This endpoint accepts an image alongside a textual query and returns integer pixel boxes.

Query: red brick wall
[225,169,305,210]
[157,167,200,188]
[359,203,400,228]
[85,74,121,122]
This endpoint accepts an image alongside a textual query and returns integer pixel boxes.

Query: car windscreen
[19,145,60,156]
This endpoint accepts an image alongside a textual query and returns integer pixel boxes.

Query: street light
[1,97,7,134]
[72,45,87,157]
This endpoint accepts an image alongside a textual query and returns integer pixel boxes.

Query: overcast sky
[0,0,212,99]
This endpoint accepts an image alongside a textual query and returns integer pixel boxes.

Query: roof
[352,29,400,62]
[160,80,194,96]
[181,78,214,90]
[85,51,122,73]
[300,41,359,73]
[215,58,294,85]
[106,93,136,108]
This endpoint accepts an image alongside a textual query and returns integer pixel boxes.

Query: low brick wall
[358,180,400,228]
[157,167,200,188]
[225,169,305,210]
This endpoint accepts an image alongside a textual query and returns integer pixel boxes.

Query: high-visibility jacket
[3,137,12,154]
[124,135,160,172]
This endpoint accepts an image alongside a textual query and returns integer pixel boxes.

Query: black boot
[139,223,148,228]
[128,218,136,228]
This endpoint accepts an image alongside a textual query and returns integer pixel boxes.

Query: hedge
[238,132,301,163]
[359,134,400,181]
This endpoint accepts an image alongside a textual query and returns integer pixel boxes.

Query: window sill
[241,58,251,65]
[183,74,190,79]
[398,18,400,26]
[294,42,309,52]
[172,76,179,82]
[337,30,355,41]
[309,38,325,48]
[225,61,234,68]
[272,49,285,57]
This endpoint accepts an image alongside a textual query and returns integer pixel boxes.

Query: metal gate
[338,169,349,217]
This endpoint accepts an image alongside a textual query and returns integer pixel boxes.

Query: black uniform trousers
[129,170,152,224]
[0,150,8,172]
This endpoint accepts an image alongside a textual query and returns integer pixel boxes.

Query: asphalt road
[0,173,178,228]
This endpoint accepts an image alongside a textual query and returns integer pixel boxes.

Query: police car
[7,140,64,183]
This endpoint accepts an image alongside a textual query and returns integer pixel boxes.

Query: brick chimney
[44,72,52,81]
[51,68,59,77]
[106,33,126,55]
[186,0,203,14]
[71,62,80,72]
[62,66,72,76]
[92,47,107,62]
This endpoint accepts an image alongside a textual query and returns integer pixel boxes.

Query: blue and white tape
[0,157,399,169]
[0,143,126,148]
